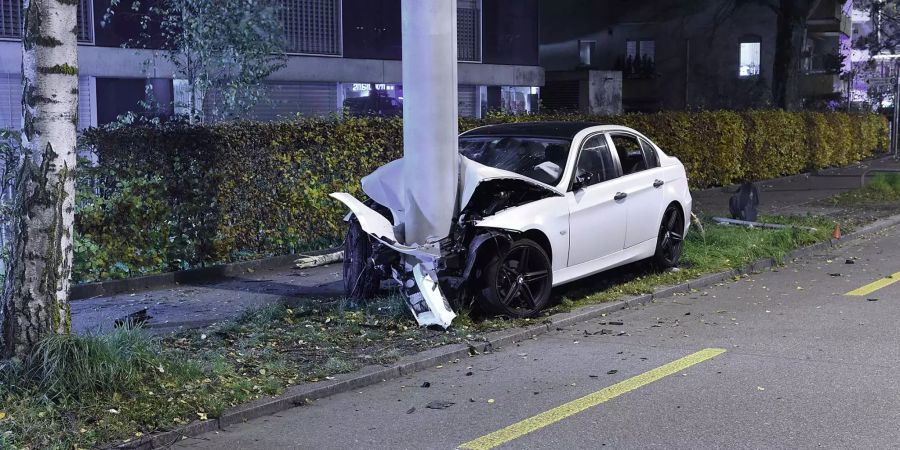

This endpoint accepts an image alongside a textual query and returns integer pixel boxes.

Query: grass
[828,172,900,206]
[0,214,837,449]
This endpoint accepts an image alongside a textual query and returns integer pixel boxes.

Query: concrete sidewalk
[71,156,900,335]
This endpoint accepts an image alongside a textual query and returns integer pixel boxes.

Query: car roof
[460,121,602,140]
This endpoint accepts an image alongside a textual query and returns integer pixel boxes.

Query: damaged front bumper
[330,193,457,328]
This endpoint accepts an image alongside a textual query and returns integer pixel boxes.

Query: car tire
[653,204,685,270]
[478,239,552,318]
[343,218,380,301]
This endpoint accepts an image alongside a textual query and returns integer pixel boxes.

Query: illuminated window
[739,41,761,77]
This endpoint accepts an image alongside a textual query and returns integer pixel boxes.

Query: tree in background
[857,0,899,53]
[1,0,79,360]
[106,0,287,123]
[770,0,820,111]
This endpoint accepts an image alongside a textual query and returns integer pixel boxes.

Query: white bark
[400,0,459,245]
[1,0,78,360]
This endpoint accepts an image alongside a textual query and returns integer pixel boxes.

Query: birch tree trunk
[1,0,78,360]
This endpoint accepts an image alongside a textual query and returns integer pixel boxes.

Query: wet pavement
[174,224,900,449]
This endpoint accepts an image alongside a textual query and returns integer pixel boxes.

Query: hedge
[74,111,888,282]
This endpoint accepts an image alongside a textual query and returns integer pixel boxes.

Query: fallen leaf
[0,412,6,420]
[487,399,495,404]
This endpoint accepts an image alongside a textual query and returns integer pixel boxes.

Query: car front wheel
[653,204,685,270]
[478,239,552,318]
[343,219,380,301]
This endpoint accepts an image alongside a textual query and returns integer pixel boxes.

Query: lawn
[0,214,836,449]
[827,172,900,206]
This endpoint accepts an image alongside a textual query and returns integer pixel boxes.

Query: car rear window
[459,137,572,185]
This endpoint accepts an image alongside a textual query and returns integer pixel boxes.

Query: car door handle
[614,192,627,201]
[653,179,664,188]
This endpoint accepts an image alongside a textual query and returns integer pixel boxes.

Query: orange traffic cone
[832,223,842,240]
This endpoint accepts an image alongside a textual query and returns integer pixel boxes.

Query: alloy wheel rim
[497,246,549,311]
[659,207,684,262]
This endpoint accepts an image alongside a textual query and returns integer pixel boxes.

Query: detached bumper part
[331,192,457,329]
[401,264,456,329]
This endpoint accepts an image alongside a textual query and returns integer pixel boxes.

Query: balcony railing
[0,0,93,43]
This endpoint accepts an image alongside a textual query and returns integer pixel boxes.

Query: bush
[77,110,888,280]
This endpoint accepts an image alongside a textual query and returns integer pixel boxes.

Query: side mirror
[572,172,593,191]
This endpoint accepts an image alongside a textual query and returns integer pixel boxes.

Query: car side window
[640,139,660,168]
[574,134,617,188]
[611,134,648,175]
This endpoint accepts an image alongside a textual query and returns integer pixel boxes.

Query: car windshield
[459,137,572,185]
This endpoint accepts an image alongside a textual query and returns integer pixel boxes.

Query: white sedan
[333,122,692,326]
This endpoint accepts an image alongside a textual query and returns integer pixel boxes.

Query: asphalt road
[176,225,900,450]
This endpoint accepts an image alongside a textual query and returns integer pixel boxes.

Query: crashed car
[332,122,692,328]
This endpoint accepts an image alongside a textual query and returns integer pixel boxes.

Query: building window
[578,40,595,66]
[281,0,342,55]
[457,0,481,62]
[0,0,93,43]
[739,41,761,77]
[624,39,655,77]
[501,86,539,115]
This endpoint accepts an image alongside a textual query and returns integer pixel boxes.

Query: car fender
[460,230,514,282]
[473,196,570,270]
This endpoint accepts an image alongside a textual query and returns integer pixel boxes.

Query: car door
[609,133,665,248]
[566,133,629,267]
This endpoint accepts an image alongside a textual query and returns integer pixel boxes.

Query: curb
[71,246,341,301]
[114,213,900,449]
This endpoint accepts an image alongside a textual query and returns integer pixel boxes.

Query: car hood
[360,155,563,219]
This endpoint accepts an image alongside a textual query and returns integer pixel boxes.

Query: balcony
[799,72,842,98]
[0,0,94,43]
[807,0,852,36]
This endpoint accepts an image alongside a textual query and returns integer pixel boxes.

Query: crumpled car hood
[330,155,563,330]
[361,155,563,224]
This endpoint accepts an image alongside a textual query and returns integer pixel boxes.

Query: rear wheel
[343,219,380,301]
[653,204,685,270]
[478,239,552,318]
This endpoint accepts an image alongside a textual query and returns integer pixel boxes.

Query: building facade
[539,0,851,113]
[0,0,544,130]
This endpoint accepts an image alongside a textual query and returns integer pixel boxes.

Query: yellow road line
[845,271,900,296]
[458,348,727,450]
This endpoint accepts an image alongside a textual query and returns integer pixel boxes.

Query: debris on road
[607,370,618,375]
[421,382,431,388]
[425,401,454,410]
[294,251,343,269]
[712,217,817,232]
[114,308,151,328]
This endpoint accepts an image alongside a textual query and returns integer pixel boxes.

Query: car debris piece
[114,308,151,328]
[729,182,760,222]
[294,251,343,269]
[426,400,455,410]
[712,217,817,232]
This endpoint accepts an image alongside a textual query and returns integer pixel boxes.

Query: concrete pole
[894,69,900,158]
[400,0,459,245]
